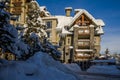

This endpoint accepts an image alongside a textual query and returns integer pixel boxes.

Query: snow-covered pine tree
[0,0,61,60]
[0,1,30,59]
[22,0,61,60]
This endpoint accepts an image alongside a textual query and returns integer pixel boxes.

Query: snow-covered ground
[87,65,120,75]
[0,52,81,80]
[1,53,120,80]
[80,75,120,80]
[63,63,81,72]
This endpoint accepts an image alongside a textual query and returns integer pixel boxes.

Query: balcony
[75,53,92,60]
[75,49,93,52]
[78,29,90,35]
[78,40,90,48]
[12,1,22,6]
[78,29,90,39]
[11,7,22,15]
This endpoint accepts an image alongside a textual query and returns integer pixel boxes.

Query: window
[46,21,52,29]
[66,37,71,45]
[47,32,51,38]
[68,38,70,44]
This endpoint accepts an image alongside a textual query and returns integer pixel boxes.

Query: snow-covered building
[7,0,105,62]
[42,8,105,62]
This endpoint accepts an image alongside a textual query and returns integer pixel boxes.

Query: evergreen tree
[0,2,30,59]
[0,1,61,60]
[22,1,61,60]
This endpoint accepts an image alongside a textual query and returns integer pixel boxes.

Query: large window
[46,21,52,29]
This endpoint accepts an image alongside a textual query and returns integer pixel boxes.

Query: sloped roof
[68,9,98,27]
[96,19,105,26]
[53,9,105,35]
[62,27,72,34]
[55,16,72,32]
[40,6,51,17]
[96,26,104,34]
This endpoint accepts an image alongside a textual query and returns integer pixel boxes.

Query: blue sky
[37,0,120,54]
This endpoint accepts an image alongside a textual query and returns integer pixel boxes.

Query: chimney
[65,7,72,17]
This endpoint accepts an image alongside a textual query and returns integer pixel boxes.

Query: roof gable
[68,9,101,27]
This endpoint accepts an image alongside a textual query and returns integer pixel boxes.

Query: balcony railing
[75,53,92,59]
[78,41,90,48]
[78,29,90,36]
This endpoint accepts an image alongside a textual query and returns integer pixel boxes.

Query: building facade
[42,8,105,63]
[2,0,105,62]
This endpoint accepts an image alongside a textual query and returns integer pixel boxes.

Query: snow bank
[0,52,81,80]
[87,65,120,75]
[64,63,81,72]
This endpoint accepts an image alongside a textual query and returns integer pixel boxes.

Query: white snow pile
[87,65,120,75]
[0,52,81,80]
[63,63,81,72]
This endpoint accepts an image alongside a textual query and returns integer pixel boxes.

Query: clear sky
[37,0,120,54]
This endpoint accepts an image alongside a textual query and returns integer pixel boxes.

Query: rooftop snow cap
[65,7,72,17]
[74,9,81,15]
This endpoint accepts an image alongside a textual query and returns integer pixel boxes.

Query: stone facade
[42,9,105,63]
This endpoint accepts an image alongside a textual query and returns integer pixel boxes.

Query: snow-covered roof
[40,6,46,11]
[68,9,105,28]
[69,24,79,31]
[96,19,105,26]
[40,6,51,17]
[69,9,98,27]
[96,26,104,34]
[60,27,72,38]
[62,27,72,34]
[55,16,72,32]
[65,7,72,10]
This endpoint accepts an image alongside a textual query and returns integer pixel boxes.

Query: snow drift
[0,52,81,80]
